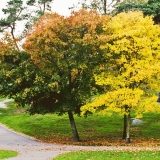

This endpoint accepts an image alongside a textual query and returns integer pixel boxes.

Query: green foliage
[25,0,54,33]
[21,9,109,115]
[0,0,28,37]
[116,0,160,24]
[0,45,39,108]
[26,0,53,12]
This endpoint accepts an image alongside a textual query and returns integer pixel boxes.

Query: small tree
[81,11,160,143]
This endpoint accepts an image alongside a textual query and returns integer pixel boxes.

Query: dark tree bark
[126,112,131,143]
[103,0,107,14]
[122,114,127,139]
[68,110,81,142]
[11,26,20,51]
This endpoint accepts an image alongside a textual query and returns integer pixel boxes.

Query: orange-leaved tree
[81,11,160,143]
[23,9,110,142]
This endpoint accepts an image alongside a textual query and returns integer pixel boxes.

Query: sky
[0,0,79,18]
[0,0,80,37]
[52,0,79,16]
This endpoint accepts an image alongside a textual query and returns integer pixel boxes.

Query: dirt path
[0,123,120,160]
[1,123,160,160]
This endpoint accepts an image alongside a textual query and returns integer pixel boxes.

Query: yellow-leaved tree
[81,11,160,143]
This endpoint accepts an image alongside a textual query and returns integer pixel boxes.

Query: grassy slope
[53,151,160,160]
[0,100,160,146]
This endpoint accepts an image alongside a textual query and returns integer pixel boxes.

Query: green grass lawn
[0,150,18,159]
[0,100,160,146]
[53,151,160,160]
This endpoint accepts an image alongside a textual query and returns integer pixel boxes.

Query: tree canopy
[23,9,109,115]
[0,9,110,141]
[81,11,160,143]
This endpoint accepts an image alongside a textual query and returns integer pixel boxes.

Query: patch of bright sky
[52,0,79,16]
[0,0,80,37]
[0,0,79,18]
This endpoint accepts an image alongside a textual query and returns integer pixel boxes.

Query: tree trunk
[68,110,81,142]
[11,27,20,51]
[126,112,131,143]
[43,2,46,12]
[122,114,127,139]
[103,0,107,14]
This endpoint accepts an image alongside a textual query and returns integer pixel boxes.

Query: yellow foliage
[22,88,31,98]
[15,78,22,84]
[81,88,144,116]
[81,11,160,117]
[34,74,44,84]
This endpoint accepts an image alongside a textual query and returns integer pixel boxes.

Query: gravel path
[1,123,160,160]
[0,100,159,160]
[0,123,125,160]
[0,123,70,160]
